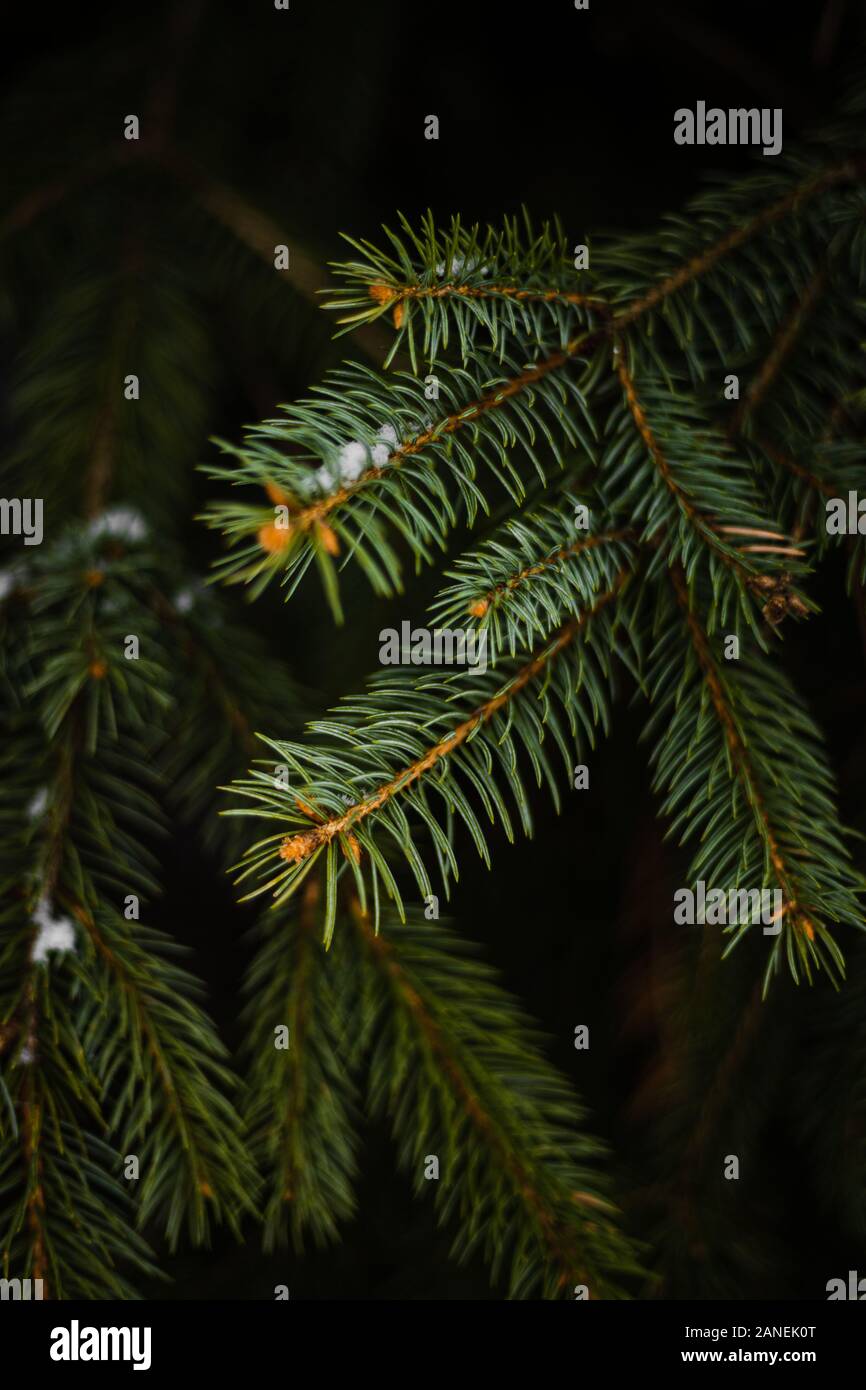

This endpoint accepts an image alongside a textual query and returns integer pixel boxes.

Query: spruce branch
[201,344,601,618]
[726,264,828,438]
[646,565,864,988]
[4,260,217,533]
[0,753,161,1296]
[241,881,644,1296]
[326,160,866,372]
[242,878,359,1253]
[430,493,636,654]
[225,574,632,941]
[73,901,259,1250]
[345,898,644,1298]
[325,209,609,368]
[608,158,863,329]
[0,521,266,1287]
[207,145,866,621]
[608,348,807,616]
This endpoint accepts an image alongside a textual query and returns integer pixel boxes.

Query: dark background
[3,0,866,1299]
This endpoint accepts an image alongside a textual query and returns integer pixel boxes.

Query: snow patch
[31,897,77,964]
[87,506,148,543]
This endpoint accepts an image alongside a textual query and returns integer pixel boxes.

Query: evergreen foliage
[2,14,866,1303]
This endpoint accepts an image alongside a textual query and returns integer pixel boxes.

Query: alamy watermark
[674,881,783,934]
[0,498,43,546]
[674,103,782,156]
[825,491,866,534]
[379,622,490,673]
[827,1270,866,1299]
[0,1277,44,1299]
[49,1320,151,1371]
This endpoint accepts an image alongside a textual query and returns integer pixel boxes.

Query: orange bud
[344,833,362,864]
[469,598,489,618]
[265,480,292,506]
[88,660,108,679]
[279,830,321,863]
[316,522,340,556]
[393,301,404,328]
[258,521,293,553]
[84,569,104,588]
[369,282,398,305]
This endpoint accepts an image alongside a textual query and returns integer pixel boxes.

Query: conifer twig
[613,160,866,327]
[278,575,627,866]
[668,564,810,945]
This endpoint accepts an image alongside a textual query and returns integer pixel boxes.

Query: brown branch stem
[468,530,633,617]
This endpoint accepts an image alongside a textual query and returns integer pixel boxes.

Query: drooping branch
[727,266,827,437]
[613,349,804,576]
[11,706,85,1296]
[347,895,600,1294]
[668,564,811,944]
[70,903,217,1208]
